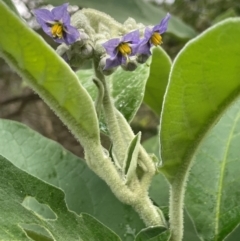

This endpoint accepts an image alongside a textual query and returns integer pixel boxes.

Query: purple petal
[39,23,52,37]
[134,28,153,56]
[63,25,80,45]
[122,29,140,43]
[33,8,54,22]
[153,13,171,34]
[36,18,51,36]
[52,3,69,23]
[104,55,122,70]
[130,43,141,55]
[120,54,127,65]
[137,40,152,56]
[53,37,66,44]
[144,27,153,40]
[33,9,54,37]
[161,13,171,27]
[62,7,71,25]
[102,38,120,56]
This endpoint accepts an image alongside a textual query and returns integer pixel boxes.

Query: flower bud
[99,57,117,75]
[136,54,150,64]
[66,43,93,68]
[121,59,138,72]
[56,43,69,56]
[81,44,94,59]
[123,17,137,31]
[98,23,111,39]
[71,10,95,37]
[78,30,90,47]
[94,40,108,58]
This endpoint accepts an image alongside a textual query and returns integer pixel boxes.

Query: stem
[92,77,104,117]
[84,144,135,204]
[85,133,166,227]
[133,194,165,227]
[92,59,166,228]
[168,162,191,241]
[93,59,127,165]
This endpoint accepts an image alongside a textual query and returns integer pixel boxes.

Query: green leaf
[144,47,172,115]
[226,225,240,241]
[22,196,57,220]
[124,132,141,182]
[135,230,170,241]
[0,119,145,240]
[149,230,171,241]
[0,1,99,146]
[21,224,55,241]
[20,224,55,241]
[0,154,121,241]
[111,65,150,121]
[143,136,169,207]
[142,136,160,158]
[48,0,196,39]
[76,60,151,132]
[186,98,240,241]
[3,0,19,16]
[135,226,166,241]
[159,18,240,182]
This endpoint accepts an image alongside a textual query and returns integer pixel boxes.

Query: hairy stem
[92,59,167,227]
[93,59,127,165]
[168,162,191,241]
[133,194,165,227]
[92,77,104,117]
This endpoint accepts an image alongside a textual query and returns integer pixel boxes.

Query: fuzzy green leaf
[0,154,121,241]
[110,65,150,121]
[135,226,167,241]
[0,1,100,147]
[160,18,240,182]
[3,0,19,16]
[135,229,171,241]
[124,132,141,182]
[0,119,145,240]
[186,98,240,241]
[144,47,172,115]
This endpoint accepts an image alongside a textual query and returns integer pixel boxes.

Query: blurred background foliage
[1,0,239,155]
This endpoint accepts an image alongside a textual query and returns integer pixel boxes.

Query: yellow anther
[51,23,63,38]
[151,32,163,46]
[117,42,132,56]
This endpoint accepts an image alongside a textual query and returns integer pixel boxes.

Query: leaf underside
[0,154,121,241]
[0,119,145,240]
[186,98,240,241]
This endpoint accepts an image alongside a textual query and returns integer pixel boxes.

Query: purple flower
[102,30,140,70]
[137,13,171,56]
[33,3,80,45]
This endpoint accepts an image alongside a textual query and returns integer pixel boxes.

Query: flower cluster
[102,13,171,70]
[33,3,80,45]
[34,3,170,72]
